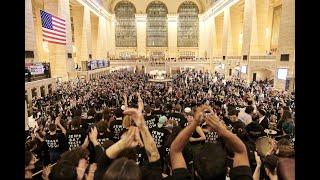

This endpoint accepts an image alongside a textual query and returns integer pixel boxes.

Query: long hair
[103,157,141,180]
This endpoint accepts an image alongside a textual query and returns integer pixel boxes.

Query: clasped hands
[194,105,227,134]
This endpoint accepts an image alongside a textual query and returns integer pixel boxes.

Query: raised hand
[41,165,52,180]
[204,113,226,133]
[89,127,99,145]
[122,127,139,148]
[123,108,146,128]
[135,127,144,147]
[254,151,262,166]
[77,159,89,180]
[82,136,90,149]
[194,105,214,124]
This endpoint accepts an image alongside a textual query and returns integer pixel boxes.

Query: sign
[241,66,247,73]
[28,64,44,75]
[277,68,287,80]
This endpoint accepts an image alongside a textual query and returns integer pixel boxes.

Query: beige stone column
[97,17,108,59]
[25,0,38,62]
[44,0,74,81]
[198,15,206,57]
[250,0,270,55]
[72,5,84,66]
[214,15,224,57]
[91,14,99,59]
[207,16,215,61]
[36,86,41,97]
[229,6,243,56]
[222,8,230,57]
[109,15,116,57]
[44,85,49,96]
[274,0,295,90]
[27,88,33,105]
[135,14,147,57]
[242,0,254,56]
[80,6,92,62]
[167,14,178,59]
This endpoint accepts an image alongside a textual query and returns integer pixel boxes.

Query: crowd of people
[25,69,295,180]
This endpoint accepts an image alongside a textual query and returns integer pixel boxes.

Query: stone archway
[249,67,275,82]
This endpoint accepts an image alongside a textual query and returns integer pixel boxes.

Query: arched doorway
[250,68,274,83]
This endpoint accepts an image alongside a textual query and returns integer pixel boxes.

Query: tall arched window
[178,1,199,47]
[146,1,168,47]
[115,1,137,47]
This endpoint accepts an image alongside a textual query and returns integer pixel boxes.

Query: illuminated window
[146,1,168,47]
[178,1,199,47]
[115,1,137,47]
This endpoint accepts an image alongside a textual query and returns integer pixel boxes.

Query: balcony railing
[250,55,276,60]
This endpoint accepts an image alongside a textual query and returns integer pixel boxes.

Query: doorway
[253,73,257,81]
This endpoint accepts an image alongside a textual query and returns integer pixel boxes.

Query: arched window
[178,1,199,47]
[146,1,168,47]
[115,1,137,47]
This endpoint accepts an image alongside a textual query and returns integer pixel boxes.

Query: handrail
[32,163,56,177]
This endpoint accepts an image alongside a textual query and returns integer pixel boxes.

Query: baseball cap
[158,116,168,128]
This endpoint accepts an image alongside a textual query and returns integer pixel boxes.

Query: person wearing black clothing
[152,100,166,119]
[109,108,124,141]
[257,109,269,130]
[170,105,253,180]
[225,109,246,134]
[67,119,86,150]
[144,105,157,129]
[167,104,188,128]
[150,116,170,160]
[45,120,68,164]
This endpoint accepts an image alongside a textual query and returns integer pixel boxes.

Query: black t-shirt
[66,129,86,150]
[109,120,124,141]
[33,139,50,166]
[140,160,162,180]
[81,118,98,132]
[94,145,113,180]
[152,109,166,119]
[97,131,114,146]
[190,130,205,145]
[204,131,219,143]
[150,127,170,157]
[167,112,188,127]
[45,133,68,153]
[171,165,253,180]
[145,114,158,129]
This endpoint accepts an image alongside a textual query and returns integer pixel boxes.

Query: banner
[28,64,44,75]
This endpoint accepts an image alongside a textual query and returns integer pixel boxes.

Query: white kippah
[184,107,191,113]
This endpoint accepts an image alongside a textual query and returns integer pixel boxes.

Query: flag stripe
[43,34,66,41]
[43,39,66,45]
[52,22,66,29]
[43,37,66,44]
[43,30,66,38]
[52,16,66,24]
[52,19,66,26]
[42,28,65,36]
[41,10,66,45]
[52,27,66,34]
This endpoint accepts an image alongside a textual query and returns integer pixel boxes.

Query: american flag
[40,10,66,45]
